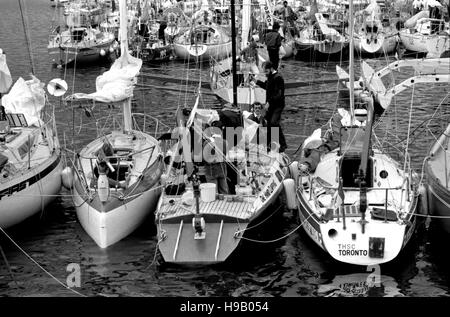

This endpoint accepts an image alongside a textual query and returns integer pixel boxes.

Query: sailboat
[48,0,118,66]
[154,0,290,264]
[0,50,63,228]
[399,1,450,58]
[66,0,167,248]
[290,0,421,266]
[353,0,399,55]
[294,0,349,61]
[172,0,232,61]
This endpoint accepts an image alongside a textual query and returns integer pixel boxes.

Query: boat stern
[157,217,248,264]
[320,220,407,266]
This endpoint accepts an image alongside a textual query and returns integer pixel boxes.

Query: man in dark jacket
[255,61,287,153]
[263,22,282,70]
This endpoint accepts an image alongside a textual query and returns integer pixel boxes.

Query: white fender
[283,178,297,210]
[61,167,74,189]
[288,161,299,185]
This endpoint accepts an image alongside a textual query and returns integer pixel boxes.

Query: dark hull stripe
[0,155,61,201]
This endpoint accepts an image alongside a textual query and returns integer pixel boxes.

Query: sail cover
[1,76,46,127]
[68,52,142,103]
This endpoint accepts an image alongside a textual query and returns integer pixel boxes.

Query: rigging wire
[18,0,36,75]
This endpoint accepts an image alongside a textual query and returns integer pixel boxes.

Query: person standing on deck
[255,61,287,153]
[281,1,298,37]
[264,22,282,70]
[157,9,168,45]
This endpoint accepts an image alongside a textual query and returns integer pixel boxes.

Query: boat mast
[348,0,355,121]
[119,0,133,133]
[230,0,238,107]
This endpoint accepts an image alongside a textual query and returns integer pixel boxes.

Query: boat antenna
[230,0,238,108]
[348,0,355,122]
[18,0,36,75]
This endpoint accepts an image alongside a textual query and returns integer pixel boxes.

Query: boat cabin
[338,125,373,188]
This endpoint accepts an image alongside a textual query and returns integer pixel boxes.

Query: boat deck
[157,195,254,221]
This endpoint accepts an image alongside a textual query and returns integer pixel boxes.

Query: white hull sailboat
[173,24,232,61]
[66,0,167,248]
[400,10,450,57]
[294,13,348,60]
[290,0,421,266]
[354,18,398,55]
[351,0,398,55]
[48,1,118,66]
[0,54,63,228]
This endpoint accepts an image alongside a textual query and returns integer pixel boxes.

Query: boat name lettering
[0,182,27,200]
[338,243,355,249]
[338,249,368,256]
[260,180,277,202]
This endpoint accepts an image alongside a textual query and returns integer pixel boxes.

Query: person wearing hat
[263,21,283,70]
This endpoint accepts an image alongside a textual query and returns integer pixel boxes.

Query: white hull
[173,42,232,60]
[399,31,449,55]
[72,127,164,248]
[73,184,161,248]
[0,155,62,228]
[295,144,418,266]
[354,34,398,55]
[297,193,417,265]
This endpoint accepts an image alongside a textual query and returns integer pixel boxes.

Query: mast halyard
[230,0,238,107]
[119,0,132,133]
[348,0,355,122]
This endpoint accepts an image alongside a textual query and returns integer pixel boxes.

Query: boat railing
[131,113,172,140]
[304,175,413,206]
